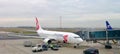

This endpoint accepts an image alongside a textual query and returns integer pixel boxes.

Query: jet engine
[43,38,55,44]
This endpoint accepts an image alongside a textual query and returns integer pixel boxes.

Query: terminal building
[75,28,120,40]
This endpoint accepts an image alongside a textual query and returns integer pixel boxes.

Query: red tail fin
[35,17,41,30]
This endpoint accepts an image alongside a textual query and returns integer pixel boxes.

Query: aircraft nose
[78,38,83,42]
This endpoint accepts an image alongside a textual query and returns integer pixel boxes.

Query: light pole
[59,16,62,29]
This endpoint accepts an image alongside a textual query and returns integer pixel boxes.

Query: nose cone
[78,38,83,42]
[73,38,83,44]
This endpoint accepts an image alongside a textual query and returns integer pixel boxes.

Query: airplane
[7,17,83,48]
[35,17,83,48]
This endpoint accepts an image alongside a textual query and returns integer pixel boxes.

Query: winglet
[106,21,112,30]
[35,17,43,30]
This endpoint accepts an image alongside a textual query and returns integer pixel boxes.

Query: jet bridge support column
[105,30,112,49]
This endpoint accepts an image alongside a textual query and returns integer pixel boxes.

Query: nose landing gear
[74,44,79,48]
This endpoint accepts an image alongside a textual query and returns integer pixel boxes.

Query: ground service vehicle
[50,44,59,50]
[83,48,99,54]
[32,44,43,52]
[32,44,48,52]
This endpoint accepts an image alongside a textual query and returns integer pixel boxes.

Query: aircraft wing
[7,33,43,39]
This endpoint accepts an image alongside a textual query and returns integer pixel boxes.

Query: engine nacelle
[43,38,52,44]
[43,38,51,44]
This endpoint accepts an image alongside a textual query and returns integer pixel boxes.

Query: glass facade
[90,30,120,40]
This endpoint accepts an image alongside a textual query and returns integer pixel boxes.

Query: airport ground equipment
[112,39,117,44]
[42,44,48,51]
[32,44,48,52]
[50,44,59,50]
[32,44,43,52]
[105,44,112,49]
[105,41,112,49]
[83,48,99,54]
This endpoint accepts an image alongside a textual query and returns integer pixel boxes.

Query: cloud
[0,0,120,18]
[0,0,49,18]
[0,0,120,15]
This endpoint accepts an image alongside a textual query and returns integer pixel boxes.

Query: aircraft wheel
[74,46,77,48]
[74,44,79,48]
[32,50,36,52]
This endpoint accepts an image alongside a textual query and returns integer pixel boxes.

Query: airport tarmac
[0,38,120,54]
[0,32,120,54]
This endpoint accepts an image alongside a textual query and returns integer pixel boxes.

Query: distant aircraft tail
[35,17,43,31]
[106,21,112,30]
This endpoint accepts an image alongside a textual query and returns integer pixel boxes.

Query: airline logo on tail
[106,21,112,30]
[35,17,43,30]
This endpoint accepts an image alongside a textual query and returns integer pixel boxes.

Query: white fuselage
[35,18,83,44]
[37,30,83,44]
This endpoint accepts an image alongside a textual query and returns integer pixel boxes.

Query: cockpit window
[74,37,80,38]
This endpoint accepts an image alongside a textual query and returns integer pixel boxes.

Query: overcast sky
[0,0,120,28]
